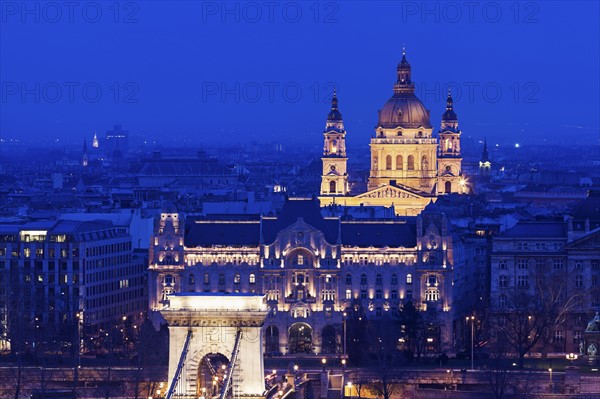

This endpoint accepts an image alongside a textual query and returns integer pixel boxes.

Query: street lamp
[566,353,578,365]
[343,311,347,360]
[466,316,475,371]
[321,357,327,371]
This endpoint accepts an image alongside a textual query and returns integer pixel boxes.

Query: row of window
[498,259,600,270]
[497,274,598,288]
[498,294,600,308]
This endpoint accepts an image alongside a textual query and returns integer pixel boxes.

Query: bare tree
[493,263,581,368]
[363,315,405,399]
[485,336,515,399]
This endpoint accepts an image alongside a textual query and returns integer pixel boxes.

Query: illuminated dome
[376,51,432,129]
[378,93,431,129]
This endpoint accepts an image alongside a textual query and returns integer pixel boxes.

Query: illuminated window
[297,254,304,265]
[234,273,241,284]
[345,289,352,299]
[406,274,412,284]
[425,289,439,302]
[249,273,256,284]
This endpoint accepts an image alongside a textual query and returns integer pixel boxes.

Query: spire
[82,139,89,167]
[327,88,343,122]
[442,89,458,121]
[395,47,414,94]
[481,139,490,163]
[92,130,99,148]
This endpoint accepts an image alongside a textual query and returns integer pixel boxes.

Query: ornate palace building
[148,198,459,355]
[319,51,468,216]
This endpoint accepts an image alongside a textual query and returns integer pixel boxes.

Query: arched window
[391,274,398,285]
[407,155,415,170]
[421,155,428,171]
[249,273,256,284]
[376,274,383,285]
[396,155,403,170]
[345,274,352,285]
[234,273,241,284]
[445,181,452,193]
[499,294,507,308]
[329,180,336,194]
[385,155,392,170]
[360,274,367,285]
[406,273,412,284]
[345,289,352,299]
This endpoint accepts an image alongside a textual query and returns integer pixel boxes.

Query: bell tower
[437,90,464,194]
[320,90,349,196]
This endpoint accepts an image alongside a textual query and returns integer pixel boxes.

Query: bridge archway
[161,293,268,398]
[196,352,229,396]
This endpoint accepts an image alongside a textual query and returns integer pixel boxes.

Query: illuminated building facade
[0,220,146,351]
[149,198,458,354]
[319,51,468,216]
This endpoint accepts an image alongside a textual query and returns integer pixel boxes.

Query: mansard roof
[184,198,417,248]
[341,220,417,248]
[501,221,568,239]
[185,218,261,247]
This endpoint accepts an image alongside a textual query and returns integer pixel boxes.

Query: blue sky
[1,1,598,147]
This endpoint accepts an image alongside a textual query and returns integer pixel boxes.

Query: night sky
[1,1,599,147]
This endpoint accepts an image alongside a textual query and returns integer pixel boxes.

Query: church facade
[319,52,467,216]
[148,199,458,356]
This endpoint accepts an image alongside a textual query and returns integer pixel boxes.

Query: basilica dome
[376,52,432,130]
[377,93,431,129]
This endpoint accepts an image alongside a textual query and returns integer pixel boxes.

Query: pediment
[567,228,600,250]
[355,184,426,200]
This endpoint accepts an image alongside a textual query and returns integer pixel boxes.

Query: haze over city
[1,1,599,147]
